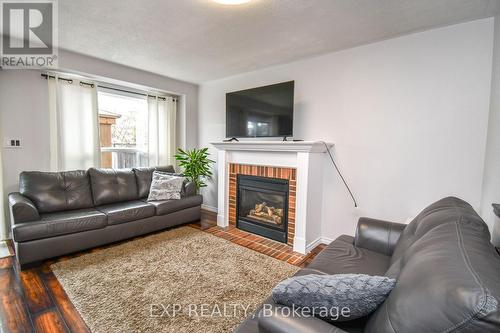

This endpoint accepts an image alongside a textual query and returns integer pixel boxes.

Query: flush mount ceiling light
[212,0,253,5]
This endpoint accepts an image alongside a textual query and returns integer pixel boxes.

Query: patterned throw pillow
[272,274,396,322]
[147,171,185,201]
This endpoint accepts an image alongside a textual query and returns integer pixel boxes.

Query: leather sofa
[9,166,203,267]
[235,197,500,333]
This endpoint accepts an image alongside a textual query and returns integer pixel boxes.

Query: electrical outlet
[4,138,21,148]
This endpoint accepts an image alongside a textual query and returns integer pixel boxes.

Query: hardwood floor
[0,210,326,333]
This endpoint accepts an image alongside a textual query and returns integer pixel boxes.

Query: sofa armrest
[9,192,40,224]
[258,308,348,333]
[354,217,406,256]
[183,181,197,197]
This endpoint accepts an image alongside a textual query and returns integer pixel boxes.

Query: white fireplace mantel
[211,141,332,153]
[211,141,334,254]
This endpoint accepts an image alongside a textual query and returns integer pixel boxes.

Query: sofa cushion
[305,235,391,276]
[97,200,155,225]
[133,166,176,198]
[12,208,107,242]
[234,236,387,333]
[390,196,482,265]
[183,181,196,197]
[146,195,203,216]
[19,170,93,213]
[89,168,139,205]
[366,197,500,333]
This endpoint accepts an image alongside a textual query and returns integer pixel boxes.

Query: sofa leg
[18,260,42,271]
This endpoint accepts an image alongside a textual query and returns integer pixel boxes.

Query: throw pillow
[147,171,184,201]
[155,171,184,178]
[154,171,190,197]
[272,274,396,322]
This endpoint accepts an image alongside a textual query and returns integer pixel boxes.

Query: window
[98,90,149,168]
[47,74,177,171]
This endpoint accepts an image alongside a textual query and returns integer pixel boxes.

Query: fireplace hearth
[237,174,289,243]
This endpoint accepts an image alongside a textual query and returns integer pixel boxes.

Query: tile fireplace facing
[212,141,333,254]
[230,166,295,245]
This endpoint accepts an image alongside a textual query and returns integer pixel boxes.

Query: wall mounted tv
[226,81,294,138]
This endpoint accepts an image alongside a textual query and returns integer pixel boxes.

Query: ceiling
[58,0,500,83]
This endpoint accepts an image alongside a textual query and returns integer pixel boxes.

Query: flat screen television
[226,81,294,138]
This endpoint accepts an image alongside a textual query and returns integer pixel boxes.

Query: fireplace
[237,174,289,243]
[212,141,333,254]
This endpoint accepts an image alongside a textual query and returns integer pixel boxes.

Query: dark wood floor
[0,210,325,333]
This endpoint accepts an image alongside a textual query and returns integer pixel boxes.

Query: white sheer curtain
[48,76,100,171]
[148,95,177,167]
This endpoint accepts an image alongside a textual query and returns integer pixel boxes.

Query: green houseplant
[175,147,215,192]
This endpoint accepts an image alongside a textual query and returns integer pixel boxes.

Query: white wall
[198,19,494,242]
[481,16,500,246]
[0,50,199,236]
[0,71,50,196]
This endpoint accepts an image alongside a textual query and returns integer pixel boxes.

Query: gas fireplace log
[255,202,266,213]
[248,202,283,225]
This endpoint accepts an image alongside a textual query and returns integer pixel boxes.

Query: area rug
[51,226,299,333]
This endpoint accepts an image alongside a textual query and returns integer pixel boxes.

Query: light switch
[4,138,21,148]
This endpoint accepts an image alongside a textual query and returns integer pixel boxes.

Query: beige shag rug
[51,226,298,333]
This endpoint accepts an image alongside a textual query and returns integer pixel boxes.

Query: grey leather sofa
[9,166,203,267]
[235,197,500,333]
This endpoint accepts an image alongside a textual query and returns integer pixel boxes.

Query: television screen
[226,81,294,138]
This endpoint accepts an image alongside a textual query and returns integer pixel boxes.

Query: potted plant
[175,147,215,193]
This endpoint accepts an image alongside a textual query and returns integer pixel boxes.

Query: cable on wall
[321,141,358,208]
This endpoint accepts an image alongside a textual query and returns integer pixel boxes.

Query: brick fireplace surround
[212,141,333,254]
[228,163,296,246]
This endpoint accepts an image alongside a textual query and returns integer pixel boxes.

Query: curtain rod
[40,73,177,101]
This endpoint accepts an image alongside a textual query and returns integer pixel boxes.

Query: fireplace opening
[237,174,289,243]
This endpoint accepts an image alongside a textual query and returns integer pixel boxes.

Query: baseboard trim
[306,237,323,253]
[306,237,334,252]
[320,237,334,245]
[201,204,218,213]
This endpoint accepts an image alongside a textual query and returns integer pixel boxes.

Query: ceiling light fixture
[212,0,252,5]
